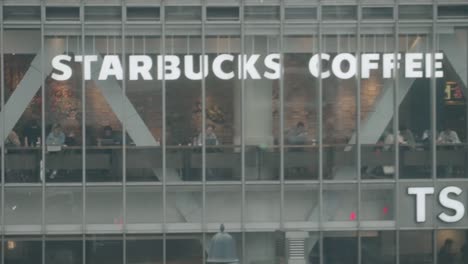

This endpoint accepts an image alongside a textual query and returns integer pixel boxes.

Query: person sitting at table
[437,125,461,177]
[437,125,461,144]
[98,125,120,146]
[23,119,41,147]
[65,131,78,146]
[5,130,21,147]
[46,123,65,146]
[197,124,219,146]
[286,121,308,147]
[399,125,416,150]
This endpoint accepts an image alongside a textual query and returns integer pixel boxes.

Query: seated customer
[46,123,65,146]
[437,125,461,144]
[197,124,219,146]
[23,119,41,146]
[286,121,308,147]
[5,130,21,147]
[98,125,120,146]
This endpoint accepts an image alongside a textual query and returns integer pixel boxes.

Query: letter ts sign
[408,186,465,223]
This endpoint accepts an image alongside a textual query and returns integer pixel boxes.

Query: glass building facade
[0,0,468,263]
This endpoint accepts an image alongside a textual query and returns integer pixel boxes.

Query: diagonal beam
[1,44,63,141]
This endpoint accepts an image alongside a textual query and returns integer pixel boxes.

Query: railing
[2,143,468,182]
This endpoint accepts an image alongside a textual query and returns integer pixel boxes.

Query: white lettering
[309,53,331,79]
[212,54,235,80]
[51,55,72,81]
[264,53,281,80]
[408,187,434,223]
[98,55,123,80]
[184,55,209,80]
[438,186,465,223]
[332,53,357,79]
[129,55,153,80]
[405,53,423,78]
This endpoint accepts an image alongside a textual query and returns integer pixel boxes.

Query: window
[399,5,433,20]
[207,7,239,21]
[244,6,280,21]
[438,5,468,19]
[126,7,160,21]
[3,6,41,21]
[85,6,122,21]
[46,7,80,21]
[322,6,357,20]
[285,7,317,20]
[165,6,202,21]
[362,7,393,20]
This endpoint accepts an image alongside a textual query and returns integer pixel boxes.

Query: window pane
[207,7,239,21]
[438,5,468,19]
[359,29,396,180]
[322,30,358,180]
[285,7,317,20]
[126,7,160,21]
[362,231,396,264]
[46,238,82,264]
[45,35,83,184]
[399,5,433,20]
[165,6,202,21]
[324,231,357,264]
[5,238,41,264]
[284,35,319,181]
[398,29,433,179]
[3,29,42,183]
[400,231,433,264]
[244,6,280,21]
[85,6,122,21]
[86,236,123,264]
[435,27,468,179]
[46,7,80,21]
[322,6,357,20]
[362,7,393,20]
[3,6,41,21]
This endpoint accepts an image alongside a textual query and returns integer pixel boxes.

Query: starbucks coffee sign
[51,52,444,81]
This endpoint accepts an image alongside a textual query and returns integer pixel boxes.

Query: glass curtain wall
[0,1,466,264]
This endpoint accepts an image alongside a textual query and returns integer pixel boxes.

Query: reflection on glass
[127,237,163,264]
[84,35,124,183]
[245,232,281,264]
[165,36,202,183]
[46,187,82,226]
[284,34,319,181]
[361,231,395,264]
[359,31,396,180]
[86,236,123,264]
[436,27,468,179]
[284,184,319,223]
[437,229,468,264]
[5,187,41,227]
[166,186,202,226]
[5,238,41,264]
[323,184,357,225]
[45,36,83,183]
[246,185,280,223]
[126,186,163,225]
[205,36,241,181]
[244,34,280,181]
[166,235,203,264]
[125,36,162,182]
[361,184,394,222]
[322,32,357,180]
[86,186,123,231]
[4,29,42,183]
[398,32,432,179]
[323,231,357,264]
[206,186,241,225]
[46,239,82,264]
[400,231,433,264]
